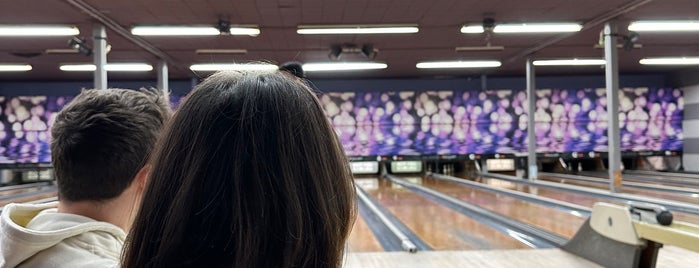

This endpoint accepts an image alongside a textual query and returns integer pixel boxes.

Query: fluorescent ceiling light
[495,23,581,33]
[297,24,418,34]
[45,48,81,54]
[189,63,278,71]
[533,59,605,66]
[302,62,388,71]
[131,26,260,36]
[640,57,699,65]
[461,23,582,33]
[592,43,642,49]
[416,61,501,69]
[60,63,153,72]
[460,25,485,33]
[629,21,699,32]
[195,49,248,54]
[455,46,505,52]
[0,25,79,36]
[46,44,112,54]
[0,64,32,72]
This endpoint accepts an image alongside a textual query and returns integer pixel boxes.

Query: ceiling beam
[63,0,180,68]
[505,0,655,64]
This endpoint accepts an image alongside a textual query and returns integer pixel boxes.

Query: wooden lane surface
[347,208,383,252]
[0,190,56,208]
[359,177,529,250]
[344,247,699,268]
[344,249,601,268]
[0,186,52,198]
[657,246,699,268]
[455,173,699,265]
[539,176,699,204]
[421,177,585,238]
[588,171,699,188]
[464,174,699,224]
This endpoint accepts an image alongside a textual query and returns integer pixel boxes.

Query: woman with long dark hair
[122,71,356,267]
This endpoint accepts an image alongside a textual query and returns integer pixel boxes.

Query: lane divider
[355,186,419,253]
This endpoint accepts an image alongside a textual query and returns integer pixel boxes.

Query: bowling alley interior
[2,0,699,267]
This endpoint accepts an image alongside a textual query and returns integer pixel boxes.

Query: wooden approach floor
[344,249,599,268]
[344,246,699,268]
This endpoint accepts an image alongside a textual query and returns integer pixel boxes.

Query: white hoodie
[0,202,126,268]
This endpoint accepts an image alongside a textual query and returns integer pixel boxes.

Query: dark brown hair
[122,71,356,268]
[51,88,171,201]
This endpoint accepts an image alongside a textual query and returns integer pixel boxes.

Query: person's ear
[134,164,151,191]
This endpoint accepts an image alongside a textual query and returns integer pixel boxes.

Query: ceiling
[0,0,698,81]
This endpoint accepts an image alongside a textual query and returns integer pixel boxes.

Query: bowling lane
[419,177,585,238]
[359,177,530,250]
[0,185,52,197]
[0,186,56,207]
[0,192,57,208]
[620,173,699,188]
[347,210,383,252]
[598,170,699,188]
[451,173,699,224]
[538,175,699,205]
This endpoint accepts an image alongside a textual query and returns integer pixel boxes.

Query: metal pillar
[526,58,538,180]
[93,24,107,89]
[157,60,169,94]
[604,22,622,193]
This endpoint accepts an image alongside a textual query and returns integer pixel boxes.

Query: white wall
[682,84,699,171]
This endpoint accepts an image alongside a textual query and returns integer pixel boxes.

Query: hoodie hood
[0,202,126,267]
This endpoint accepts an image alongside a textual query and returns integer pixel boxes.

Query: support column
[157,60,169,94]
[480,74,488,91]
[93,24,107,89]
[526,58,538,180]
[604,22,622,193]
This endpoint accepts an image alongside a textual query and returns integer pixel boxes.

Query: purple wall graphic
[0,96,73,164]
[0,93,180,165]
[0,87,684,163]
[320,87,683,157]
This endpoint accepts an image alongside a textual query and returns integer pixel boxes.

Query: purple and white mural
[0,96,73,164]
[0,86,684,163]
[320,87,683,156]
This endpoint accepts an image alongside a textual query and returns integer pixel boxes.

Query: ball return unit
[563,202,699,267]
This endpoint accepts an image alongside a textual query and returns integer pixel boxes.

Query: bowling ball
[656,210,673,226]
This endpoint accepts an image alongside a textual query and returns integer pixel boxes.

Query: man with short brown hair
[0,88,171,267]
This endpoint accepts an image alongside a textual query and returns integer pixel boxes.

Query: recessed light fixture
[302,62,388,71]
[297,24,418,35]
[60,63,153,72]
[628,21,699,32]
[189,63,278,71]
[416,61,501,69]
[0,25,79,36]
[0,64,32,72]
[532,59,605,66]
[461,23,582,34]
[131,26,260,36]
[639,57,699,65]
